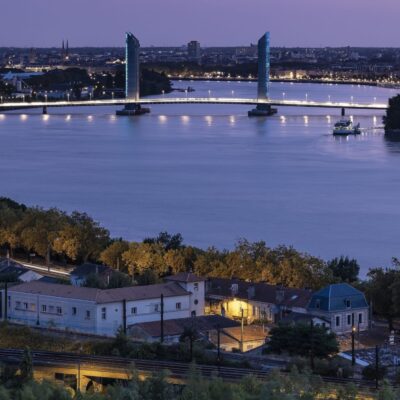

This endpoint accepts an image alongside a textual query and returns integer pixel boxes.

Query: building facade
[307,283,369,334]
[206,278,312,324]
[0,276,205,337]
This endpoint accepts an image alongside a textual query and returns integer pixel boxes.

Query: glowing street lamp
[305,93,308,102]
[328,95,331,102]
[231,90,234,97]
[282,92,286,100]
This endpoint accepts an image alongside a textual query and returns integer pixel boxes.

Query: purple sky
[1,0,399,48]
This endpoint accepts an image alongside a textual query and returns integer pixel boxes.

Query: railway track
[0,348,382,389]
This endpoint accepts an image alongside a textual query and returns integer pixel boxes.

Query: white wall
[6,290,98,335]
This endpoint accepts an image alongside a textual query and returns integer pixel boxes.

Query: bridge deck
[0,97,388,110]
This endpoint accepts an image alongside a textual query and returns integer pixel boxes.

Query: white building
[0,273,205,337]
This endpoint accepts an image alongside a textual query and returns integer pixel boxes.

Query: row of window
[335,313,363,327]
[15,300,188,321]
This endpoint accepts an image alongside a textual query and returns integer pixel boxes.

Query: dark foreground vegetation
[0,348,398,400]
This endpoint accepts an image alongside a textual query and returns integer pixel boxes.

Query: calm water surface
[1,81,400,275]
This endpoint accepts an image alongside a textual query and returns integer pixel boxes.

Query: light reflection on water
[0,81,398,275]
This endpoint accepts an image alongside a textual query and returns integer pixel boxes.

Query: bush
[362,364,387,381]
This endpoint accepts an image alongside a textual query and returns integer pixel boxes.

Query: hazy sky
[1,0,399,48]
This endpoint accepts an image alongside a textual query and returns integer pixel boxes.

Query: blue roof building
[308,283,369,334]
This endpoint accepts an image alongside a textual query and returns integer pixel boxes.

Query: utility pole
[240,308,244,352]
[310,319,315,370]
[351,313,355,366]
[122,299,127,334]
[216,324,221,364]
[375,345,379,390]
[160,294,164,343]
[4,282,8,321]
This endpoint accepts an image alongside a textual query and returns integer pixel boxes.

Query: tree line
[0,197,362,290]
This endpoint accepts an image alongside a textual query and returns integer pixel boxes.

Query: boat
[333,119,361,135]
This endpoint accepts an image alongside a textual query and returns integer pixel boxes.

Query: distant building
[307,283,369,334]
[0,274,205,337]
[187,41,201,63]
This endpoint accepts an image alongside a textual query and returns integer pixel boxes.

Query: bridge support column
[341,107,345,117]
[42,106,48,115]
[117,32,150,116]
[116,103,150,116]
[249,32,277,117]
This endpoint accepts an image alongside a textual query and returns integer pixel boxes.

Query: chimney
[247,285,255,299]
[276,288,285,303]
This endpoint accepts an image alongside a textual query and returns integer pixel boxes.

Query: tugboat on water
[333,119,361,135]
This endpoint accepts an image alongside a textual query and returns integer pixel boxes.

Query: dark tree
[19,347,33,383]
[268,323,339,359]
[328,256,360,283]
[384,95,400,132]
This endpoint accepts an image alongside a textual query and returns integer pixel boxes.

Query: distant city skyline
[1,0,399,48]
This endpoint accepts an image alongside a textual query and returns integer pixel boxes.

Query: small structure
[307,283,369,334]
[130,314,238,343]
[0,258,43,282]
[70,263,114,287]
[209,324,267,353]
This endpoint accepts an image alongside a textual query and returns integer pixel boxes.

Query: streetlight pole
[351,326,356,366]
[160,294,164,343]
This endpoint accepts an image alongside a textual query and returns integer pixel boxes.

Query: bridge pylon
[248,32,277,117]
[117,32,150,116]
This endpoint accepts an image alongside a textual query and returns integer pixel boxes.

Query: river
[0,80,399,275]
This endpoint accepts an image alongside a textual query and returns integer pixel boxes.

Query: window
[176,302,181,310]
[101,307,107,320]
[154,304,159,312]
[335,316,340,327]
[194,283,199,291]
[191,311,196,317]
[41,305,47,313]
[346,300,351,308]
[72,307,77,316]
[358,313,363,324]
[131,307,137,315]
[347,315,351,325]
[56,307,62,315]
[23,302,28,310]
[194,299,198,305]
[85,310,91,320]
